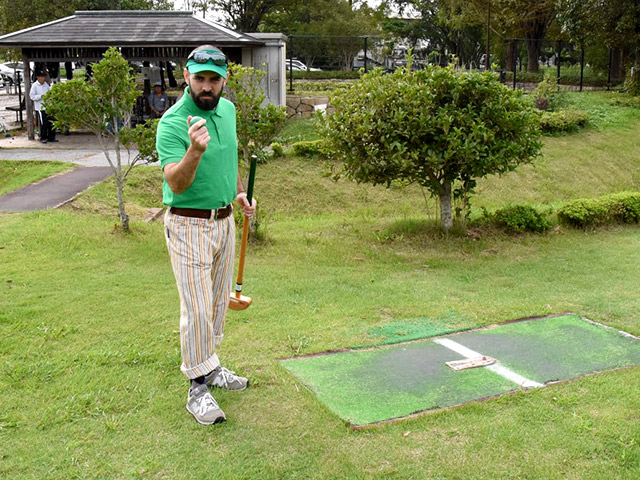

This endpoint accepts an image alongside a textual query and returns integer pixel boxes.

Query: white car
[286,59,321,72]
[0,62,24,85]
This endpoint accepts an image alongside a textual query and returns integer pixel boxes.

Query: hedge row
[504,71,622,87]
[476,192,640,234]
[557,192,640,227]
[539,109,590,133]
[287,69,623,87]
[286,71,361,80]
[479,204,552,233]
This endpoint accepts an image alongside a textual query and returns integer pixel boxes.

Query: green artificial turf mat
[280,314,640,426]
[457,314,640,384]
[360,312,474,347]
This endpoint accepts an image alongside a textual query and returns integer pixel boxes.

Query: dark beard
[190,88,222,110]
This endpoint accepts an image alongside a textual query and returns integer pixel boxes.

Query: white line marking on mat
[434,338,544,389]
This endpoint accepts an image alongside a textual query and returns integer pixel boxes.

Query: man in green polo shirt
[157,45,256,425]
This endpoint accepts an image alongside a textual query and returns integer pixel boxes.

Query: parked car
[285,59,321,72]
[0,61,24,85]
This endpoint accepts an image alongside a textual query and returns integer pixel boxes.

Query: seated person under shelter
[148,81,169,118]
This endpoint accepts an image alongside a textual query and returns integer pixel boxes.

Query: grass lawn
[0,161,75,196]
[1,91,640,479]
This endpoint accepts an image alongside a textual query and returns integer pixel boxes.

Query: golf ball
[189,116,205,127]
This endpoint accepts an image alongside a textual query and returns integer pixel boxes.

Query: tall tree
[210,0,280,32]
[596,0,640,81]
[44,47,148,232]
[263,0,379,70]
[322,60,542,232]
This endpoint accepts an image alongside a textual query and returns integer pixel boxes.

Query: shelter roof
[0,10,264,48]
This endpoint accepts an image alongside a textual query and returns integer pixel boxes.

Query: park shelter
[0,10,287,139]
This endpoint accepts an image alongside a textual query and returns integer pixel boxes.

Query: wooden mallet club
[229,155,257,311]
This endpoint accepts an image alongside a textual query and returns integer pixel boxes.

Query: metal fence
[286,34,626,92]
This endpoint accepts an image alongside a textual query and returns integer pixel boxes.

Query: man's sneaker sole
[186,404,226,425]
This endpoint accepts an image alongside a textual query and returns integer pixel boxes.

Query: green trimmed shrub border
[479,204,551,234]
[540,109,590,134]
[493,204,551,233]
[557,192,640,227]
[290,139,324,157]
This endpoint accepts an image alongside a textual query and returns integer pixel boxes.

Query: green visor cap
[186,49,228,78]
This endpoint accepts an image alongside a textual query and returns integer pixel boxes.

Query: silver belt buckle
[213,204,230,220]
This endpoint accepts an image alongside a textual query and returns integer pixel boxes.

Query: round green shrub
[609,192,640,223]
[493,204,551,233]
[539,109,590,134]
[291,139,324,157]
[557,198,611,227]
[270,142,285,158]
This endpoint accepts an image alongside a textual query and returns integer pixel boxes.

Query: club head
[229,292,252,311]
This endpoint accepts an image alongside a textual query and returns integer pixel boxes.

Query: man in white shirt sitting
[29,71,57,143]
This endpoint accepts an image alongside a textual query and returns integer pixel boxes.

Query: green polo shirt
[157,87,238,209]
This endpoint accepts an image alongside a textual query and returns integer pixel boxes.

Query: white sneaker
[186,383,226,425]
[206,366,249,391]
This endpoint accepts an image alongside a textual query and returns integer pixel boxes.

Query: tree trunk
[116,173,129,232]
[439,180,453,232]
[523,15,550,74]
[525,37,541,73]
[505,41,515,71]
[611,47,625,80]
[113,132,129,232]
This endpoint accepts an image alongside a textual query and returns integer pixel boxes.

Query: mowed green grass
[2,91,640,479]
[0,161,74,196]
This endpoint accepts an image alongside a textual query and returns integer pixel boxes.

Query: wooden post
[23,52,34,140]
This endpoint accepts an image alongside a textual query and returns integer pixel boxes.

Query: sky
[170,1,413,24]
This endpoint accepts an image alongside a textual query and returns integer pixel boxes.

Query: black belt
[170,204,232,220]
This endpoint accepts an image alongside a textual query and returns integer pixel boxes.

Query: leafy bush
[225,63,287,170]
[539,109,590,133]
[291,81,352,93]
[492,204,551,233]
[291,140,324,157]
[625,67,640,96]
[270,142,285,158]
[610,192,640,223]
[611,95,640,108]
[533,72,567,111]
[286,71,361,80]
[504,71,617,87]
[321,61,542,232]
[557,192,640,227]
[557,198,614,227]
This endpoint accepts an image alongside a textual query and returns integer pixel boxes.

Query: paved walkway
[0,166,113,211]
[0,130,141,167]
[0,129,151,212]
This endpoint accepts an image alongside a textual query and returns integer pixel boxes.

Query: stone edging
[286,95,333,118]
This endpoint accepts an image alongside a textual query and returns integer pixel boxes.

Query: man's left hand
[236,192,256,219]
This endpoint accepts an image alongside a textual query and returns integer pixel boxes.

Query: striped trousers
[164,209,236,379]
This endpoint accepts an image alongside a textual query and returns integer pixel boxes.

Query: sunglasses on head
[187,50,228,66]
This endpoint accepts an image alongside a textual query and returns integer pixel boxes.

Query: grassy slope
[1,92,640,479]
[475,92,640,210]
[0,161,74,196]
